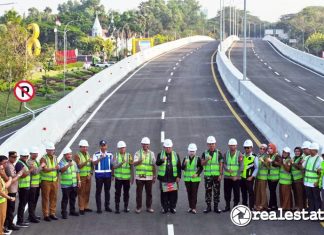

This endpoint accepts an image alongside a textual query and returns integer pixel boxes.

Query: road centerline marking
[298,86,306,91]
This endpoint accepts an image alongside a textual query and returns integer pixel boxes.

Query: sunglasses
[244,147,251,149]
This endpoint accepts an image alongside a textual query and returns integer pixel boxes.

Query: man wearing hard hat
[302,142,323,212]
[223,138,243,212]
[301,141,311,160]
[156,139,181,214]
[240,139,258,211]
[182,143,203,214]
[40,142,59,222]
[133,137,156,213]
[27,147,44,223]
[15,149,35,228]
[113,141,134,214]
[74,139,93,215]
[59,147,81,219]
[201,136,223,213]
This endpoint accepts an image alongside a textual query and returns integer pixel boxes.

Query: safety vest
[135,150,153,177]
[291,156,303,181]
[257,154,268,180]
[224,150,240,177]
[203,150,220,177]
[114,152,131,180]
[78,151,92,177]
[60,159,78,187]
[158,151,178,177]
[304,155,320,185]
[279,158,292,185]
[183,156,201,182]
[41,154,58,182]
[319,161,324,189]
[18,160,30,188]
[241,154,255,179]
[267,154,280,181]
[31,160,41,186]
[0,177,6,203]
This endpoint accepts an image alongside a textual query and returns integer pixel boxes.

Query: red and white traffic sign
[13,80,35,102]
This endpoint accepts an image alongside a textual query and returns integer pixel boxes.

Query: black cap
[99,140,107,146]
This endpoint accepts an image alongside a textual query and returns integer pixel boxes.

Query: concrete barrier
[0,36,214,155]
[217,36,324,152]
[263,35,324,75]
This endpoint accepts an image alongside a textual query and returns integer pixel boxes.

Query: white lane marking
[186,53,189,56]
[275,72,280,76]
[268,66,272,70]
[260,59,263,62]
[316,96,324,102]
[170,72,173,76]
[190,51,193,54]
[173,67,176,70]
[266,41,324,78]
[176,63,179,66]
[163,96,166,103]
[284,78,291,83]
[167,224,174,235]
[165,86,169,91]
[264,63,267,65]
[168,79,172,83]
[298,86,306,91]
[161,111,165,120]
[0,130,18,140]
[183,56,185,59]
[255,54,258,56]
[161,131,165,143]
[179,59,181,62]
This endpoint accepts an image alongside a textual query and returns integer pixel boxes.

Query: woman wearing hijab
[279,147,293,211]
[291,147,305,211]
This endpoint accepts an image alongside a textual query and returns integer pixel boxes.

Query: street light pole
[222,0,225,38]
[229,0,232,36]
[243,0,247,81]
[220,0,223,51]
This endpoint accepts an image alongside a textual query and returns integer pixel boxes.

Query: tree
[305,32,324,56]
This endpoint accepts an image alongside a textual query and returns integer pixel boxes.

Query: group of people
[1,136,324,234]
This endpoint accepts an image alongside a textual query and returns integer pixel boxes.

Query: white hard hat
[309,142,319,151]
[117,141,126,148]
[207,136,216,144]
[283,147,291,153]
[163,139,173,148]
[301,141,311,149]
[62,147,72,155]
[141,137,150,145]
[29,146,39,154]
[20,148,29,156]
[228,138,238,146]
[188,143,197,152]
[45,142,55,150]
[243,139,253,147]
[79,139,89,147]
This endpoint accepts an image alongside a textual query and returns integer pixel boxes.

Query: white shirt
[134,150,156,181]
[302,155,323,187]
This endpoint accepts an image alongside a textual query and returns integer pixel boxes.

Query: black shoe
[3,228,11,235]
[97,210,102,214]
[170,208,176,214]
[49,215,59,220]
[115,210,120,214]
[161,208,168,214]
[124,207,130,213]
[29,218,40,223]
[44,216,51,222]
[84,208,93,212]
[214,205,222,214]
[203,205,211,213]
[80,210,85,215]
[115,204,120,214]
[7,225,20,231]
[222,207,230,212]
[105,207,112,212]
[70,212,80,216]
[36,216,41,220]
[16,222,29,228]
[62,214,68,219]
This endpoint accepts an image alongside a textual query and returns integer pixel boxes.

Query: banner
[55,50,77,65]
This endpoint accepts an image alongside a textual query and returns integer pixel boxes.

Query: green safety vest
[203,150,220,177]
[304,155,320,185]
[257,154,268,180]
[41,154,58,182]
[319,161,324,189]
[291,156,303,181]
[224,151,240,177]
[114,152,131,180]
[183,156,201,182]
[31,160,41,186]
[268,154,280,181]
[0,177,6,203]
[135,150,153,177]
[78,151,92,177]
[279,158,292,185]
[241,154,255,179]
[158,151,178,177]
[18,160,31,188]
[60,159,78,187]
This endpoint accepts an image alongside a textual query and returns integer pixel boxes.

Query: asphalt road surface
[12,41,323,235]
[229,39,324,134]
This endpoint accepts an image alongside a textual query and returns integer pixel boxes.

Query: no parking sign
[13,80,35,102]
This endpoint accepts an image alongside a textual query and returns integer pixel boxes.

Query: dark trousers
[115,179,130,206]
[224,178,240,207]
[61,187,78,215]
[136,180,153,209]
[204,176,220,206]
[305,186,322,212]
[95,177,111,211]
[17,188,30,223]
[28,187,40,219]
[5,192,16,227]
[185,182,199,209]
[160,182,178,210]
[240,178,255,209]
[268,180,279,209]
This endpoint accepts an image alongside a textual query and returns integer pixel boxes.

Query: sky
[0,0,324,22]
